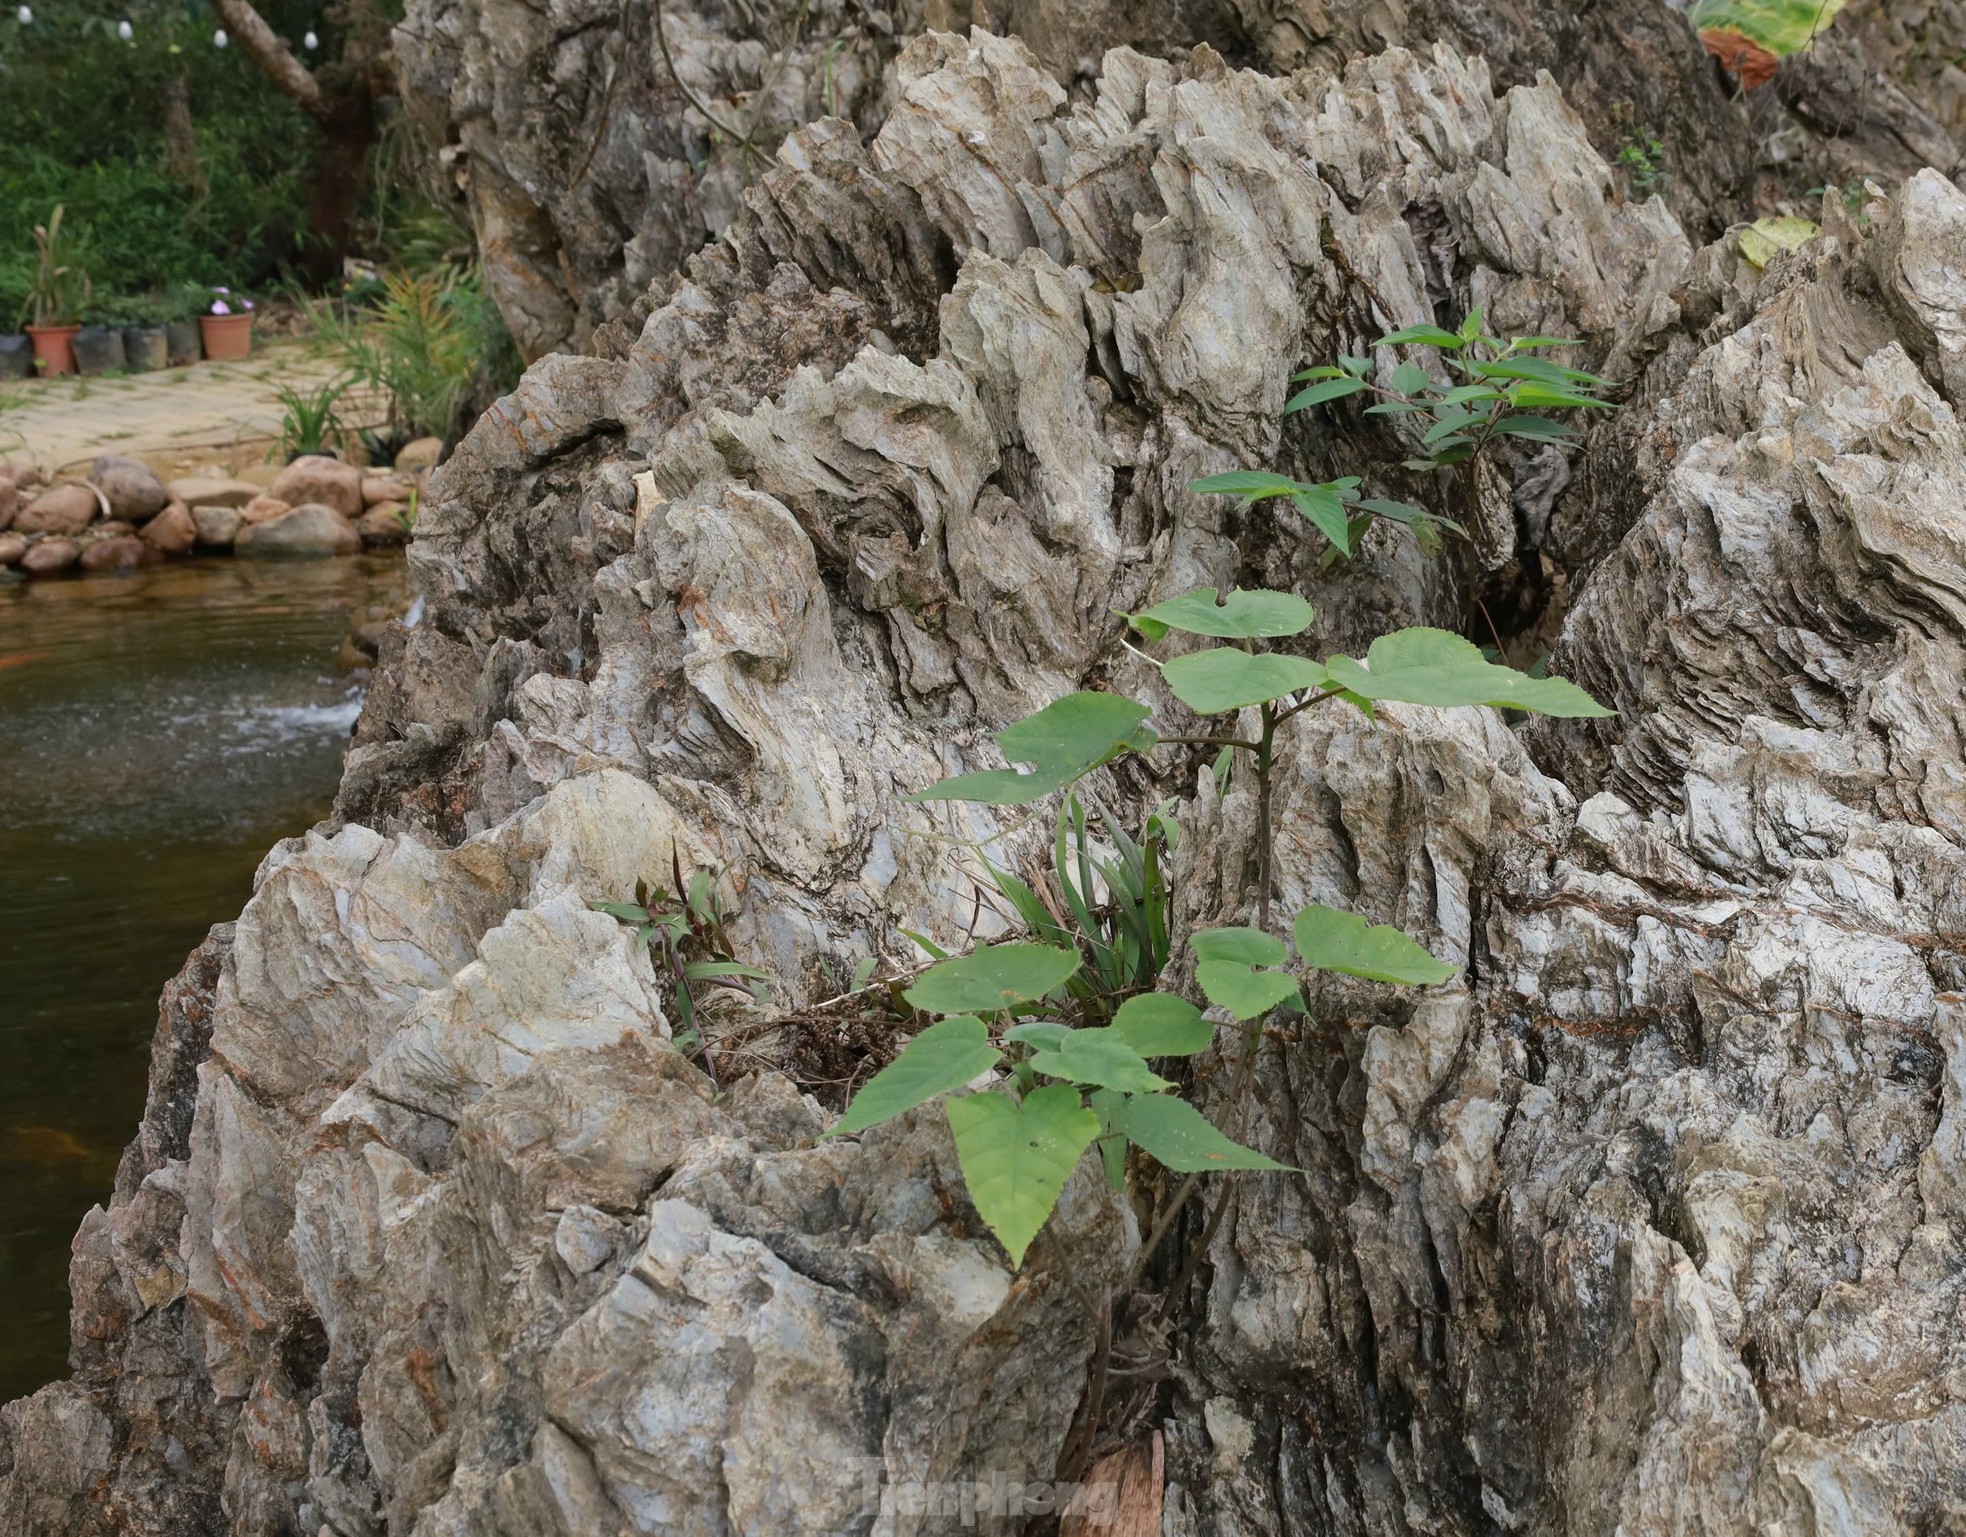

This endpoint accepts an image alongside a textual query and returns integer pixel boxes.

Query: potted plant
[162,282,204,366]
[71,302,128,376]
[20,206,90,377]
[119,296,169,373]
[0,270,29,381]
[198,286,255,361]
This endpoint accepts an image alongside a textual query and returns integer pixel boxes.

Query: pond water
[0,555,407,1402]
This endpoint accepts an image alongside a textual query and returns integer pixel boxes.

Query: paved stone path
[0,340,388,478]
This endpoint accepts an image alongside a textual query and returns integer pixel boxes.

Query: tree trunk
[7,17,1966,1537]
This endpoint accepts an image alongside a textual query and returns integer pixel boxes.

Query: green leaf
[905,942,1083,1013]
[1489,415,1575,443]
[911,692,1155,805]
[1459,307,1484,342]
[591,901,649,922]
[1109,993,1212,1057]
[1390,360,1436,395]
[827,1016,1003,1135]
[1688,0,1845,57]
[1130,586,1314,641]
[1508,382,1617,411]
[1163,649,1329,715]
[1290,365,1345,381]
[901,929,951,961]
[1192,926,1300,1019]
[1284,376,1368,412]
[682,959,773,983]
[1510,336,1582,350]
[1027,1028,1174,1093]
[1322,628,1613,717]
[1193,926,1288,967]
[1190,470,1308,500]
[1004,1020,1073,1050]
[1738,214,1821,268]
[1463,357,1600,387]
[1114,1094,1295,1172]
[946,1084,1100,1266]
[1377,323,1465,349]
[1423,409,1481,445]
[1292,904,1457,986]
[1290,486,1354,552]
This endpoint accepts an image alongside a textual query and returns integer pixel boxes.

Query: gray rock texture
[395,0,1965,360]
[8,23,1966,1537]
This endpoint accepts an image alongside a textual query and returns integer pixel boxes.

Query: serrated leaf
[1028,1028,1174,1093]
[1131,587,1314,641]
[905,942,1082,1013]
[1114,1094,1296,1171]
[1322,627,1613,717]
[1292,904,1458,986]
[1110,993,1212,1056]
[947,1084,1100,1266]
[1377,323,1465,349]
[1163,649,1329,715]
[1291,486,1353,550]
[911,692,1155,805]
[1285,376,1368,412]
[827,1016,1002,1135]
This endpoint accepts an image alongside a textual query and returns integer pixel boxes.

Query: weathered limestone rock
[9,28,1966,1537]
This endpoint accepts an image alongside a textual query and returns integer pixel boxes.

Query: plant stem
[1256,703,1276,932]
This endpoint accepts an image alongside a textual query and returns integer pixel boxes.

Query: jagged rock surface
[8,28,1966,1537]
[395,0,1966,361]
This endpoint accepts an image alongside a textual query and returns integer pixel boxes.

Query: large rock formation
[8,22,1966,1537]
[396,0,1964,361]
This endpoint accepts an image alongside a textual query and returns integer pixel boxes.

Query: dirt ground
[0,341,388,480]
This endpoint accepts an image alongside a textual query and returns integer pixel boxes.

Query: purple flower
[210,299,232,316]
[214,286,230,294]
[243,299,255,311]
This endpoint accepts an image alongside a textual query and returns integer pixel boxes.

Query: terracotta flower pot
[25,324,81,377]
[199,312,254,362]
